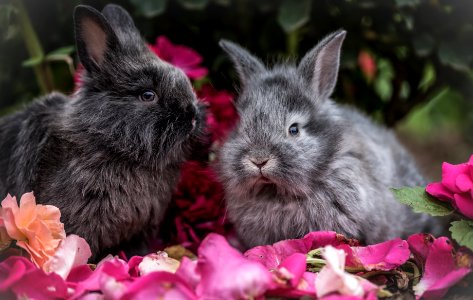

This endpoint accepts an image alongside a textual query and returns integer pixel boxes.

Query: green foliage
[450,220,473,251]
[392,187,454,216]
[129,0,167,18]
[1,0,473,141]
[277,0,312,33]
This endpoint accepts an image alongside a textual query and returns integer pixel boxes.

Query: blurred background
[0,0,472,179]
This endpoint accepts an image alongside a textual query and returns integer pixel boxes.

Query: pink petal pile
[1,227,470,299]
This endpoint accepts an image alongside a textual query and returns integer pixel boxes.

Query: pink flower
[316,246,378,299]
[0,193,66,268]
[43,234,92,279]
[197,84,238,142]
[268,253,316,298]
[0,256,68,299]
[195,233,272,299]
[70,258,131,299]
[176,257,200,289]
[245,231,355,269]
[410,236,471,299]
[358,50,376,81]
[349,238,411,271]
[149,36,208,80]
[138,252,180,276]
[121,272,196,300]
[426,155,473,219]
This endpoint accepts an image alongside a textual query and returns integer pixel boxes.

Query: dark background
[1,0,472,178]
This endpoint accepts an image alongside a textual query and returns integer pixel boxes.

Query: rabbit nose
[250,158,269,169]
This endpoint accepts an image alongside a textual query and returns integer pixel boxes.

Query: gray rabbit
[217,30,439,248]
[0,4,203,258]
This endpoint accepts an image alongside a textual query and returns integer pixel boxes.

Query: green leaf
[450,220,473,251]
[46,46,75,56]
[22,56,43,67]
[277,0,312,33]
[392,186,454,216]
[177,0,209,10]
[438,42,472,72]
[130,0,167,18]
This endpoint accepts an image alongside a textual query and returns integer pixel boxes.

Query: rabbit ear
[219,40,265,85]
[297,30,346,101]
[74,5,119,72]
[101,4,140,43]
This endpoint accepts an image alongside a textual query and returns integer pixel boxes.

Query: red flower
[149,36,208,80]
[167,161,233,251]
[197,84,238,143]
[358,50,376,81]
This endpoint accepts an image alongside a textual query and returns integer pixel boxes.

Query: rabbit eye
[139,90,157,102]
[288,123,299,137]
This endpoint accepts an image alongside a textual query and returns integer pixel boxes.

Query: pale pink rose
[0,193,66,268]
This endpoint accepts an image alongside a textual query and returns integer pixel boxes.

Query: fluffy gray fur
[0,4,203,258]
[218,30,439,248]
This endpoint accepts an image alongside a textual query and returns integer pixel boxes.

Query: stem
[13,0,54,94]
[286,29,299,56]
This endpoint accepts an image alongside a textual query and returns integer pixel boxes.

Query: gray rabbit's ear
[101,4,140,43]
[219,40,265,85]
[297,30,346,101]
[74,5,119,72]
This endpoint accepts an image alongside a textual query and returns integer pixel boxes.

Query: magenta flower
[409,236,471,299]
[149,36,208,80]
[268,253,316,298]
[426,155,473,219]
[121,272,196,300]
[195,233,272,299]
[176,257,200,289]
[245,231,352,269]
[349,238,411,271]
[0,256,68,299]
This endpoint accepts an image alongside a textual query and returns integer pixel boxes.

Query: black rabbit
[0,4,203,258]
[217,31,439,248]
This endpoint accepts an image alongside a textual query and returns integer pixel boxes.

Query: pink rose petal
[441,162,469,194]
[121,272,196,300]
[454,193,473,219]
[456,174,473,192]
[316,246,378,298]
[350,238,410,271]
[176,257,200,289]
[414,237,471,299]
[245,231,340,269]
[43,234,92,279]
[196,233,272,299]
[426,182,454,201]
[407,233,435,265]
[0,256,36,291]
[278,253,307,287]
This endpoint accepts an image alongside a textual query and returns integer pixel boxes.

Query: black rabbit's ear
[297,30,346,101]
[219,40,265,86]
[101,4,140,43]
[74,5,119,72]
